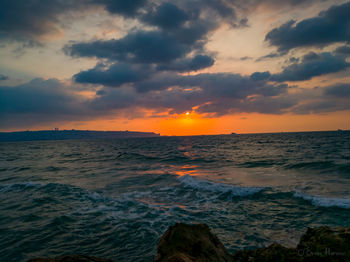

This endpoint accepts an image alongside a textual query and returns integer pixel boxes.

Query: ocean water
[1,131,350,261]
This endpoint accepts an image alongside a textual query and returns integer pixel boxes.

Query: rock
[27,254,113,262]
[296,226,350,261]
[27,224,350,262]
[232,226,350,262]
[154,223,233,262]
[232,243,301,262]
[154,224,350,262]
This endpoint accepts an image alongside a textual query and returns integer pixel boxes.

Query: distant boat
[337,129,343,132]
[231,132,237,135]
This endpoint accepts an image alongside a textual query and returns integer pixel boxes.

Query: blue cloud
[270,52,350,82]
[250,71,271,81]
[141,3,189,29]
[66,30,191,64]
[94,0,147,17]
[265,2,350,52]
[324,84,350,97]
[0,74,8,81]
[335,45,350,56]
[157,55,214,72]
[74,63,154,87]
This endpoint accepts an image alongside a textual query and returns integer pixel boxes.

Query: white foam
[177,174,265,197]
[293,191,350,209]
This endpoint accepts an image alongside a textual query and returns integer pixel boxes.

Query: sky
[0,0,350,135]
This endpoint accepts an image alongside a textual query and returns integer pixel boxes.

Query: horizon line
[0,128,348,137]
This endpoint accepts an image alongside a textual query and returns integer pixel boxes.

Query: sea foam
[293,191,350,209]
[178,174,265,197]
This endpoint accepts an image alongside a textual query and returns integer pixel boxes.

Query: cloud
[66,30,192,64]
[2,76,350,129]
[0,78,90,128]
[270,52,350,82]
[324,83,350,97]
[156,55,215,72]
[250,71,271,81]
[334,45,350,56]
[141,2,189,29]
[0,0,326,46]
[240,56,252,61]
[265,2,350,52]
[0,73,290,128]
[0,0,88,44]
[0,74,9,81]
[65,3,218,76]
[289,83,350,114]
[0,78,83,114]
[94,0,148,17]
[74,63,154,87]
[92,72,290,115]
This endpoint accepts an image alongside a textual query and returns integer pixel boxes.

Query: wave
[0,182,42,193]
[293,191,350,209]
[284,161,336,170]
[177,174,265,197]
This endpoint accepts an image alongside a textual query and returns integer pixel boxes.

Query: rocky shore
[28,223,350,262]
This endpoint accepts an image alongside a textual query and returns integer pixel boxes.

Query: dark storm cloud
[156,55,215,72]
[289,83,350,114]
[74,63,154,87]
[65,5,217,76]
[291,97,350,114]
[0,78,91,128]
[66,30,191,64]
[0,74,9,81]
[270,52,350,82]
[0,78,82,115]
[2,76,350,129]
[141,2,189,29]
[93,0,147,17]
[0,0,87,44]
[90,72,291,115]
[324,84,350,97]
[334,45,350,56]
[265,2,350,52]
[0,0,326,46]
[133,72,288,97]
[250,71,271,81]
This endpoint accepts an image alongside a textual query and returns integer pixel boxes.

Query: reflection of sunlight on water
[171,164,206,177]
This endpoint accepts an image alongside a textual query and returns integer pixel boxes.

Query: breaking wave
[177,174,265,197]
[293,191,350,209]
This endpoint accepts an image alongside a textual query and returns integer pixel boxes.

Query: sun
[185,112,190,115]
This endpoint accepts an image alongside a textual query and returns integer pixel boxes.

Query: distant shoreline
[0,130,160,142]
[0,129,348,142]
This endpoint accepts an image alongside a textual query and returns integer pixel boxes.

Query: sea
[1,131,350,261]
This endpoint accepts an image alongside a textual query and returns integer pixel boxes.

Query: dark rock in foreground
[154,223,233,262]
[27,223,350,262]
[233,226,350,262]
[155,223,350,262]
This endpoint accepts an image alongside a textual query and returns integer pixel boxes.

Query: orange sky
[29,110,348,136]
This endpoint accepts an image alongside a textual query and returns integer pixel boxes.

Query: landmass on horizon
[0,129,160,142]
[0,129,349,142]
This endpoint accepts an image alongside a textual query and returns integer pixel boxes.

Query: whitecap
[177,174,265,197]
[293,191,350,209]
